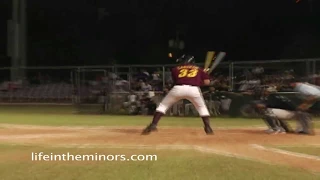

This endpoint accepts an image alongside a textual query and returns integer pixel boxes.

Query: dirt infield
[0,124,320,173]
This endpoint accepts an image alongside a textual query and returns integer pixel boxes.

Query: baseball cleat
[204,126,214,135]
[297,131,309,135]
[298,130,316,136]
[264,128,274,134]
[267,128,285,135]
[279,128,286,134]
[309,129,316,136]
[271,129,281,134]
[295,127,303,133]
[141,124,157,135]
[308,121,316,135]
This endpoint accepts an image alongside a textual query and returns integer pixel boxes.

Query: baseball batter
[141,55,213,135]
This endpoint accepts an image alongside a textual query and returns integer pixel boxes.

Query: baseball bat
[208,52,226,74]
[204,51,215,70]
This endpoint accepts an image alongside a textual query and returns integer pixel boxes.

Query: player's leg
[291,95,317,135]
[296,111,315,135]
[278,119,293,133]
[269,108,295,133]
[141,87,181,135]
[251,101,280,133]
[262,109,284,134]
[186,87,213,134]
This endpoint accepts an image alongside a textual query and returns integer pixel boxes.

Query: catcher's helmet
[176,54,195,64]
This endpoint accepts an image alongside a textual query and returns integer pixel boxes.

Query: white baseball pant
[156,85,210,117]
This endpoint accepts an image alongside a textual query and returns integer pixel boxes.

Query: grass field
[0,105,320,180]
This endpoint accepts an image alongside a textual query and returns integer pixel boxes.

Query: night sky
[0,0,319,66]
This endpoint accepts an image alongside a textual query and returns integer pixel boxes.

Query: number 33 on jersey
[171,65,210,86]
[178,69,199,78]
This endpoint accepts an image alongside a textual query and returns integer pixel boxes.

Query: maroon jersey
[171,64,210,86]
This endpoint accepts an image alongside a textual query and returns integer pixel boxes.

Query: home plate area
[1,125,320,173]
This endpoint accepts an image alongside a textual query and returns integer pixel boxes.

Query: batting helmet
[176,54,195,64]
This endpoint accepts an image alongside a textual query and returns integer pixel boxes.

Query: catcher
[249,85,294,134]
[252,80,319,135]
[141,54,213,135]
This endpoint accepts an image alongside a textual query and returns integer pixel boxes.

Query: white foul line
[274,144,320,148]
[251,144,320,161]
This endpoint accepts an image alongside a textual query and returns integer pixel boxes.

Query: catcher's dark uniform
[251,86,295,133]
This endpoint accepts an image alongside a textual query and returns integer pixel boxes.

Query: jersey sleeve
[199,68,210,80]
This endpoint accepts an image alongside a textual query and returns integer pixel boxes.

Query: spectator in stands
[203,86,221,115]
[138,79,145,90]
[238,74,261,91]
[150,81,162,91]
[211,75,229,91]
[140,92,157,115]
[141,81,152,92]
[152,70,161,83]
[166,83,173,90]
[123,91,140,114]
[211,75,222,86]
[219,77,229,91]
[163,86,170,96]
[164,68,172,83]
[137,69,150,82]
[108,71,118,80]
[141,69,150,76]
[131,80,141,91]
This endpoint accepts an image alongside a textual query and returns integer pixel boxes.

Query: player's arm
[297,96,318,111]
[200,68,211,86]
[203,79,210,86]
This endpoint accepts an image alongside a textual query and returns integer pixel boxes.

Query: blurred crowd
[2,66,319,93]
[1,66,320,116]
